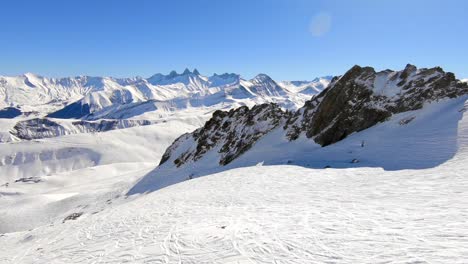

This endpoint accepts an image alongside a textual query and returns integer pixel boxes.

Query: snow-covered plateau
[1,65,467,263]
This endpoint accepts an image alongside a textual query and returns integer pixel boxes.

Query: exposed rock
[159,103,288,166]
[159,64,468,167]
[11,118,154,140]
[286,64,468,146]
[14,177,42,183]
[399,116,416,125]
[62,212,83,223]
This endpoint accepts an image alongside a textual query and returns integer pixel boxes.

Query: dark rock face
[11,118,153,140]
[286,64,468,146]
[160,64,468,167]
[12,118,62,140]
[70,119,150,131]
[0,107,22,118]
[15,177,42,183]
[285,66,391,145]
[159,103,288,166]
[62,212,83,223]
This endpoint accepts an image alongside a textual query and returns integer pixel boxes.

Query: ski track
[1,162,467,263]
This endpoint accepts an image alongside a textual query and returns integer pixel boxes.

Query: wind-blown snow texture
[2,155,468,263]
[0,119,200,233]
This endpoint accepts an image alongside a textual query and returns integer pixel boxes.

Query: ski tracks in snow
[1,165,467,263]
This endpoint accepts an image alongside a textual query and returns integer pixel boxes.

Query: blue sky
[1,0,467,80]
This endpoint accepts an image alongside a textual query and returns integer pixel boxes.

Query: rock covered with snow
[160,103,288,166]
[286,64,468,145]
[159,64,468,168]
[11,118,154,140]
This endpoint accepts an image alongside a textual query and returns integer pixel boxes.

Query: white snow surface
[0,96,467,262]
[0,119,201,233]
[1,160,467,263]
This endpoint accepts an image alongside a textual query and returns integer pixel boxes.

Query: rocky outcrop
[11,118,154,140]
[286,64,468,146]
[158,64,468,167]
[159,103,288,166]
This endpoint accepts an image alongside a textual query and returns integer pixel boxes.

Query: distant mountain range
[0,69,332,120]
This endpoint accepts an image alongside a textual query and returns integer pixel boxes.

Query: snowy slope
[0,119,201,233]
[1,151,468,263]
[2,82,468,262]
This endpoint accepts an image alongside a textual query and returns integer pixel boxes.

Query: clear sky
[1,0,467,80]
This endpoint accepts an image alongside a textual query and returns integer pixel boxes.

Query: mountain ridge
[155,64,468,173]
[0,70,331,120]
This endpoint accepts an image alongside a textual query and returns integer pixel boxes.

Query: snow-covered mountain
[279,76,332,95]
[0,69,330,142]
[46,70,315,120]
[131,64,468,193]
[0,69,330,120]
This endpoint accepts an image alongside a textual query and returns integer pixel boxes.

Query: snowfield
[1,95,468,262]
[0,119,201,233]
[1,162,467,263]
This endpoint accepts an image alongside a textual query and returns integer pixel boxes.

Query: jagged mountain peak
[23,72,42,79]
[182,68,192,75]
[212,73,239,79]
[167,70,178,78]
[251,73,275,83]
[311,76,334,82]
[287,64,467,145]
